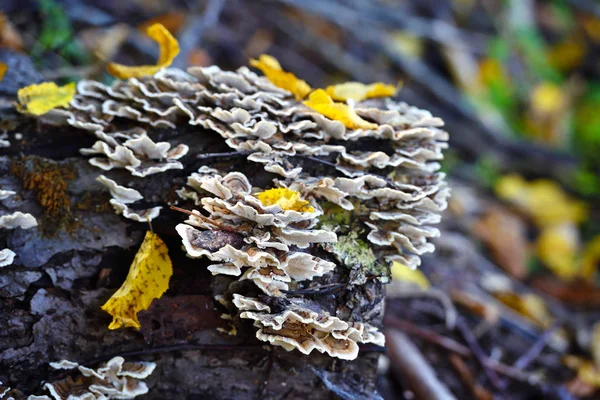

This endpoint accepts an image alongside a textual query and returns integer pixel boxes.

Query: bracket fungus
[44,357,155,399]
[21,47,449,362]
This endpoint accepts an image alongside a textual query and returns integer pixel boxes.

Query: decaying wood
[0,120,381,399]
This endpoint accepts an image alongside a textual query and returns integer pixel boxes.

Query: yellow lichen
[256,188,314,212]
[107,23,180,79]
[250,54,312,100]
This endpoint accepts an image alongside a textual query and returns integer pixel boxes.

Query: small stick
[170,205,237,233]
[386,329,457,400]
[385,316,535,383]
[513,321,560,370]
[456,319,506,392]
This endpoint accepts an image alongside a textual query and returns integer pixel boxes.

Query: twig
[385,316,536,383]
[449,354,493,400]
[173,0,226,68]
[197,151,250,160]
[387,286,458,329]
[513,321,560,370]
[386,329,457,400]
[456,319,506,392]
[170,205,237,233]
[282,283,346,295]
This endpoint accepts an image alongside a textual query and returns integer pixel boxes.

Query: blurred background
[1,0,599,398]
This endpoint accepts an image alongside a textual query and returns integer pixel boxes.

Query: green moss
[325,231,390,284]
[318,202,352,229]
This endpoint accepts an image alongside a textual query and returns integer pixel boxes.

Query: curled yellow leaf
[108,23,179,79]
[250,54,311,100]
[256,188,314,213]
[17,82,76,116]
[101,231,173,330]
[390,261,430,289]
[303,89,378,130]
[0,62,7,82]
[325,81,399,102]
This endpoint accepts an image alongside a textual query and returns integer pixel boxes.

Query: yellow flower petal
[250,54,312,100]
[107,23,179,79]
[101,231,173,330]
[303,89,378,130]
[536,223,579,281]
[325,81,399,102]
[495,174,587,227]
[17,82,76,116]
[0,62,7,82]
[256,188,314,213]
[390,261,430,289]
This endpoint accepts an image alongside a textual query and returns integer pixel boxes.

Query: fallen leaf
[101,231,173,330]
[564,355,600,391]
[546,36,586,71]
[390,261,430,289]
[0,13,24,51]
[17,82,76,116]
[530,82,565,116]
[249,54,312,100]
[472,206,529,279]
[325,81,399,102]
[495,174,587,227]
[536,223,579,281]
[582,235,600,281]
[0,62,6,82]
[494,291,554,328]
[531,275,600,308]
[107,23,179,79]
[256,188,314,212]
[303,89,378,130]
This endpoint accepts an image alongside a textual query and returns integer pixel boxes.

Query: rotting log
[0,124,382,399]
[0,46,448,399]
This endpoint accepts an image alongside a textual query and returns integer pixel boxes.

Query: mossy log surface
[0,117,383,399]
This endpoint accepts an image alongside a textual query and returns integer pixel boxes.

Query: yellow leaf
[17,82,76,116]
[325,81,399,102]
[530,82,565,115]
[564,355,600,388]
[101,231,173,330]
[256,188,314,213]
[495,174,587,227]
[0,62,6,82]
[390,261,430,289]
[249,54,311,100]
[536,224,579,281]
[478,58,507,86]
[107,23,179,79]
[386,31,423,59]
[546,37,586,71]
[494,292,554,328]
[582,236,600,282]
[303,89,378,130]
